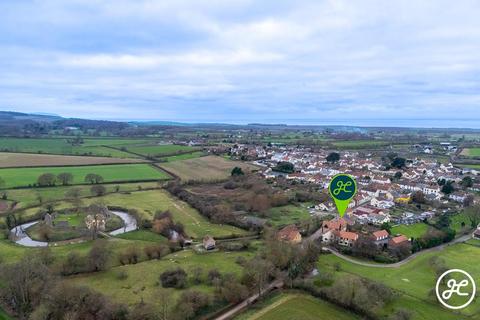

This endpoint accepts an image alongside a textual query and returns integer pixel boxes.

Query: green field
[4,182,159,208]
[0,137,146,158]
[0,235,174,267]
[68,249,254,310]
[450,212,473,233]
[391,223,429,238]
[331,140,391,149]
[125,144,199,157]
[457,163,480,170]
[462,148,480,157]
[159,151,204,162]
[265,204,311,227]
[80,139,153,147]
[115,230,168,242]
[0,238,101,264]
[53,212,87,227]
[0,164,170,188]
[236,293,359,320]
[317,242,480,318]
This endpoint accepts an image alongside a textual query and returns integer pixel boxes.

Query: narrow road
[212,280,283,320]
[324,234,472,268]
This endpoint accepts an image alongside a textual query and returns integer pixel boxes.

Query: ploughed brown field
[0,152,147,168]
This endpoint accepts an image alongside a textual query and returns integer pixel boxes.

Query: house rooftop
[373,230,389,239]
[277,225,301,242]
[322,217,347,231]
[338,231,359,241]
[390,235,409,244]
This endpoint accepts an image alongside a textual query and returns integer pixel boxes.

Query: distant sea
[268,119,480,129]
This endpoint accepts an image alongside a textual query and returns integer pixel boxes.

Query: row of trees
[36,173,104,187]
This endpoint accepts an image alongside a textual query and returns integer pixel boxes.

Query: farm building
[203,235,216,250]
[277,225,302,244]
[389,235,409,247]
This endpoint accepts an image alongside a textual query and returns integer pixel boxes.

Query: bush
[314,271,334,287]
[218,241,249,251]
[116,270,128,280]
[173,290,211,319]
[235,256,247,266]
[118,246,140,265]
[207,269,222,285]
[373,253,397,264]
[90,184,107,197]
[144,244,170,260]
[160,268,187,288]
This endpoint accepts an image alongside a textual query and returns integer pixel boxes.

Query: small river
[9,210,137,247]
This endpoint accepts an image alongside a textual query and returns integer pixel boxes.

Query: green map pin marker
[328,174,357,218]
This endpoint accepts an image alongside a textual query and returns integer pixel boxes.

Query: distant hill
[0,111,62,122]
[0,111,128,136]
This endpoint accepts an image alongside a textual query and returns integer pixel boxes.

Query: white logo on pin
[436,269,476,310]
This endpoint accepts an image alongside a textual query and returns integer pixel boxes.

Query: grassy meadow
[0,152,145,168]
[265,204,311,227]
[125,144,199,157]
[0,137,147,158]
[0,164,169,188]
[460,148,480,157]
[317,242,480,318]
[331,140,391,149]
[158,151,204,162]
[67,249,255,310]
[390,223,429,238]
[235,293,360,320]
[4,182,159,208]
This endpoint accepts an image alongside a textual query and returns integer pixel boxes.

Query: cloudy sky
[1,0,480,125]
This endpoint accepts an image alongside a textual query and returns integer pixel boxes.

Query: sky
[1,0,480,125]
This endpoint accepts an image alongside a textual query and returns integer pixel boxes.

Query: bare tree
[84,173,104,184]
[0,255,52,316]
[65,187,83,213]
[90,184,107,197]
[57,172,74,185]
[88,239,111,272]
[37,173,56,186]
[245,258,274,296]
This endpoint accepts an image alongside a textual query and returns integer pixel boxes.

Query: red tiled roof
[390,235,408,244]
[373,230,389,239]
[322,218,347,231]
[277,225,301,241]
[339,231,359,241]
